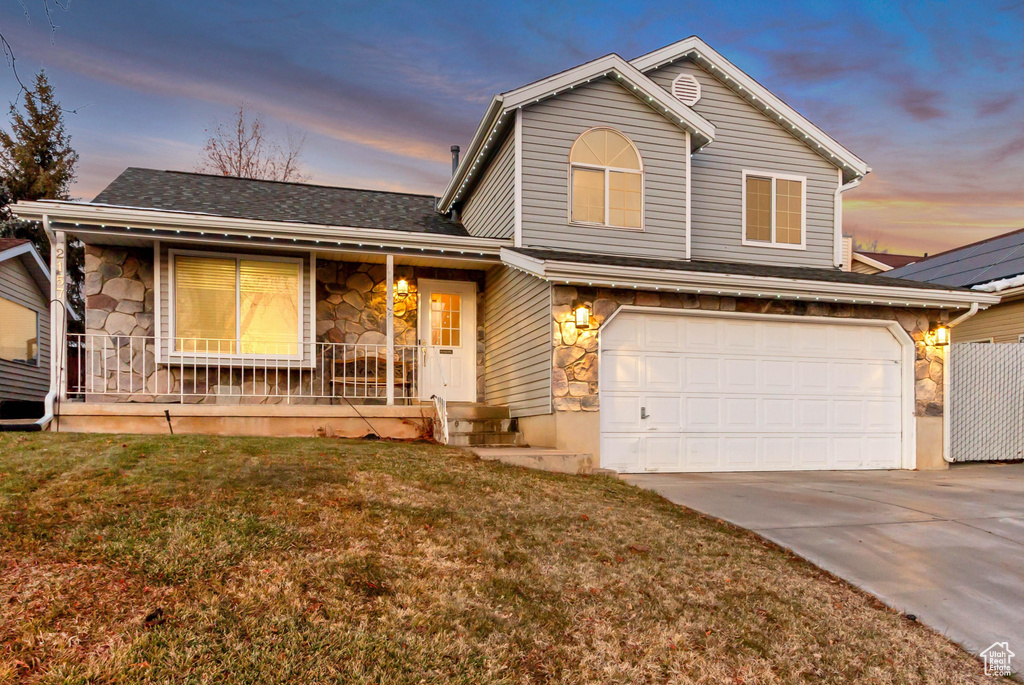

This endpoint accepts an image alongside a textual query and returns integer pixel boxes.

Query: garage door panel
[685,437,721,470]
[724,398,758,430]
[684,318,719,351]
[722,320,758,353]
[602,436,641,472]
[644,316,682,349]
[646,436,683,471]
[724,359,758,391]
[645,396,681,431]
[797,437,830,468]
[798,399,829,428]
[761,360,796,391]
[763,398,796,428]
[601,313,905,473]
[684,397,720,429]
[601,394,642,431]
[604,351,642,390]
[685,357,721,390]
[723,437,758,469]
[645,354,683,391]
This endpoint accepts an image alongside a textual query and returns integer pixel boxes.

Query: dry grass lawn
[0,433,1001,684]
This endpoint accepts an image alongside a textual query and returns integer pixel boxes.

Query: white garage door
[600,312,906,473]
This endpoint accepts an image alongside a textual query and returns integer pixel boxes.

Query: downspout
[36,215,58,430]
[942,302,980,463]
[833,176,863,268]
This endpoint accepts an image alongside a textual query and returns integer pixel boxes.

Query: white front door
[418,279,477,402]
[600,311,907,473]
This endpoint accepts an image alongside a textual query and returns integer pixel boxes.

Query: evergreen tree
[0,70,82,325]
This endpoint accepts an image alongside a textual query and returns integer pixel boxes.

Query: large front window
[570,128,643,229]
[0,297,38,365]
[173,253,301,356]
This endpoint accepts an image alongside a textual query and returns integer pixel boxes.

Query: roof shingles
[92,168,468,236]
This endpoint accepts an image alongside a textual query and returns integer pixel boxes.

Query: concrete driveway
[622,463,1024,667]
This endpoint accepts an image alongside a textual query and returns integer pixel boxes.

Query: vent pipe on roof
[451,145,460,177]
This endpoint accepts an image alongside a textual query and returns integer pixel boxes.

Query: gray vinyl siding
[952,300,1024,343]
[0,256,49,402]
[647,61,840,268]
[483,266,551,416]
[462,131,515,239]
[519,77,689,259]
[158,243,313,359]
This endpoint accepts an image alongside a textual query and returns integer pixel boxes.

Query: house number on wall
[54,241,66,301]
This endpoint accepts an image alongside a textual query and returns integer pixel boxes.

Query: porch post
[385,254,395,405]
[48,222,68,403]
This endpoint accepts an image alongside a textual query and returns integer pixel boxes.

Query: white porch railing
[67,333,424,402]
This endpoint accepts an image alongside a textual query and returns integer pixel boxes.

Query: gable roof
[438,53,716,213]
[630,36,870,182]
[93,168,469,236]
[886,227,1024,288]
[0,237,50,296]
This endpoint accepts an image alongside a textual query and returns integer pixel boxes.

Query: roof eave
[12,200,511,255]
[501,248,998,310]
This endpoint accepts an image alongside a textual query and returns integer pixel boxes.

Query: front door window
[430,293,462,347]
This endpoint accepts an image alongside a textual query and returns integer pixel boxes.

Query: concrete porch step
[449,431,522,447]
[446,402,511,421]
[472,447,597,475]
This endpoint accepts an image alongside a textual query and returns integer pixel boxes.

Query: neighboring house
[13,36,998,473]
[838,236,918,274]
[887,227,1024,343]
[854,251,919,274]
[0,238,51,416]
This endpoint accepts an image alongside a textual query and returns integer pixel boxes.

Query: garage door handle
[640,407,649,420]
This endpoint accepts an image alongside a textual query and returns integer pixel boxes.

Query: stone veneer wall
[314,260,486,401]
[550,285,947,418]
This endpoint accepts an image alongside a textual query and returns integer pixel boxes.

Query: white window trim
[567,127,645,231]
[168,248,304,362]
[740,169,807,251]
[0,295,40,367]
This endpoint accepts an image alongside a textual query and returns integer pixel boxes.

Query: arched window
[569,128,643,229]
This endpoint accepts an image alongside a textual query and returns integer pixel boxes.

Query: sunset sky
[2,0,1022,256]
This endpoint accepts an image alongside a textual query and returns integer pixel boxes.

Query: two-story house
[14,36,997,471]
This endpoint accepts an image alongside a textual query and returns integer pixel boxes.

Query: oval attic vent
[671,74,701,106]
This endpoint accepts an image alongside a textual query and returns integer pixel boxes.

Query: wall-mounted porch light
[933,325,949,346]
[573,303,593,330]
[395,278,410,300]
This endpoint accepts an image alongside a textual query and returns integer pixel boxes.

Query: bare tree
[2,1,84,112]
[196,104,310,182]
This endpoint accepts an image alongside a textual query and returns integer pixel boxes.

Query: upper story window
[171,251,302,357]
[742,170,806,250]
[569,128,643,230]
[0,296,39,365]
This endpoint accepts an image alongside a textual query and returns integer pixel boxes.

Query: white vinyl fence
[949,342,1024,462]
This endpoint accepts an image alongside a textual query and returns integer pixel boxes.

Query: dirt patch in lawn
[0,433,1000,683]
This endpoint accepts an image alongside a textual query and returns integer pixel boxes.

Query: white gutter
[502,248,1000,310]
[943,302,981,463]
[12,200,510,256]
[833,176,863,268]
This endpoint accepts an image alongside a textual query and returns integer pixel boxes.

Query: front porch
[75,242,488,409]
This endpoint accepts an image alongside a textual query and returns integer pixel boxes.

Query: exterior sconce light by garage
[573,303,593,329]
[933,325,949,346]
